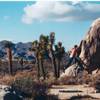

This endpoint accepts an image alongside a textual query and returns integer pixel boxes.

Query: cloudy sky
[0,1,100,50]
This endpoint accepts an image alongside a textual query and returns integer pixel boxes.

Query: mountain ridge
[0,40,33,59]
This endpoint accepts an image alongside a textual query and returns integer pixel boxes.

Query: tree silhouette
[32,40,40,80]
[49,32,58,79]
[32,32,65,79]
[32,35,49,80]
[55,42,65,78]
[5,41,14,75]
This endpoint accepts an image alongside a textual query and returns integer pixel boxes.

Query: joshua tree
[0,51,3,66]
[5,41,14,75]
[0,59,2,66]
[32,33,65,79]
[49,32,58,79]
[39,34,49,80]
[38,47,46,80]
[19,57,24,71]
[32,40,40,79]
[55,42,65,78]
[32,35,48,80]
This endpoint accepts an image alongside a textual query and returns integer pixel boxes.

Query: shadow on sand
[3,86,29,100]
[68,95,99,100]
[3,92,22,100]
[59,90,83,93]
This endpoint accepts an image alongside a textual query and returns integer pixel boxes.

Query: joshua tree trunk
[51,50,58,79]
[36,58,40,80]
[0,59,2,66]
[7,48,13,75]
[20,58,24,71]
[39,59,46,80]
[57,59,61,78]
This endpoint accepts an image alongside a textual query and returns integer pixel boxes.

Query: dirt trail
[48,85,100,100]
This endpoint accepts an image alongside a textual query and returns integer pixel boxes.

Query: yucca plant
[49,32,58,79]
[19,57,24,71]
[38,43,46,80]
[55,42,65,78]
[32,33,65,79]
[5,41,14,75]
[32,40,40,80]
[39,35,49,80]
[32,36,48,80]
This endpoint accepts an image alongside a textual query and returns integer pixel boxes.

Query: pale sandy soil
[48,85,100,100]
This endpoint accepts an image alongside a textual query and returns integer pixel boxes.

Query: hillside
[0,40,32,60]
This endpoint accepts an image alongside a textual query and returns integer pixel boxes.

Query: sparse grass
[11,73,59,100]
[89,72,100,92]
[0,69,58,99]
[58,71,91,85]
[58,76,78,85]
[0,60,100,99]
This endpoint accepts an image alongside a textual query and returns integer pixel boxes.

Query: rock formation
[61,18,100,77]
[79,18,100,73]
[60,63,83,77]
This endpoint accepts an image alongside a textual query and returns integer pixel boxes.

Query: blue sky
[0,1,100,50]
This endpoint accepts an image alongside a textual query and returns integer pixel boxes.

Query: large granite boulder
[79,18,100,73]
[61,18,100,77]
[60,63,83,77]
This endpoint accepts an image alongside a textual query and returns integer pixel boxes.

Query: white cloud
[71,0,80,5]
[22,1,100,24]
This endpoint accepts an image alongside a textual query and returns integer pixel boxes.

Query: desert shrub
[57,71,96,85]
[45,73,60,86]
[0,75,14,85]
[12,76,34,96]
[0,70,52,99]
[89,73,100,92]
[32,81,49,99]
[58,76,78,85]
[76,71,93,84]
[9,73,51,99]
[94,80,100,93]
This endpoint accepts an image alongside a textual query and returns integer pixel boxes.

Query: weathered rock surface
[79,18,100,72]
[60,64,83,77]
[61,18,100,77]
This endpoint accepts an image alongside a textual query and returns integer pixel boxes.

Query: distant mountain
[15,42,32,53]
[0,40,32,59]
[0,40,69,61]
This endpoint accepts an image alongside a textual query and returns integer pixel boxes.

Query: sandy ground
[48,85,100,100]
[0,84,100,100]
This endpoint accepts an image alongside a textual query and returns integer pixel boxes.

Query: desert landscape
[0,18,100,100]
[0,1,100,100]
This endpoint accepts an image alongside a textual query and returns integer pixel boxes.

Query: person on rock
[64,45,83,72]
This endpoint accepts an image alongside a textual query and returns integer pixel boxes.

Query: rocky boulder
[60,18,100,77]
[60,63,83,77]
[79,18,100,73]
